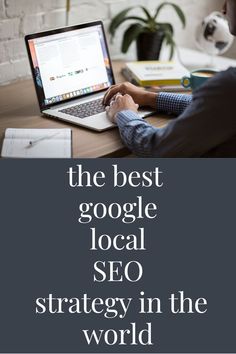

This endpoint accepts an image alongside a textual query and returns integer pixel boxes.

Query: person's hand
[103,82,157,108]
[106,93,139,123]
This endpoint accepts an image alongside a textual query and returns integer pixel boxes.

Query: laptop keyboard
[59,98,105,119]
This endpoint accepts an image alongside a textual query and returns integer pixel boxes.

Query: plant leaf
[154,2,186,28]
[168,42,175,60]
[109,7,133,37]
[159,23,174,35]
[109,16,147,38]
[139,6,153,21]
[122,23,144,53]
[163,29,176,60]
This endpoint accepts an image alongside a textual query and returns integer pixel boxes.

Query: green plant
[109,2,186,59]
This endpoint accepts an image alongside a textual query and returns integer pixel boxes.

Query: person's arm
[115,69,236,157]
[103,82,192,115]
[111,92,192,157]
[157,92,192,115]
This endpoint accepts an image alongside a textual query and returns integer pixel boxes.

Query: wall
[0,0,235,85]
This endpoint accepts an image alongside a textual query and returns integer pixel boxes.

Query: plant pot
[136,31,165,61]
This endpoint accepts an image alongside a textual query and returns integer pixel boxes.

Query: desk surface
[0,61,171,158]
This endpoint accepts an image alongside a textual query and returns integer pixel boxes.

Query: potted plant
[109,2,186,60]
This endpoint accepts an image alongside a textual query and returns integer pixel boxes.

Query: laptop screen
[27,23,114,109]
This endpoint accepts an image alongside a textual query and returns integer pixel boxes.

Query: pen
[28,132,60,147]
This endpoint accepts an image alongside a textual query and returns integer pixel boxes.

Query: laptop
[25,21,153,132]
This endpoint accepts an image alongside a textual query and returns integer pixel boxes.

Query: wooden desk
[0,61,171,158]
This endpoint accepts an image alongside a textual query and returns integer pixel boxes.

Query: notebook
[1,128,72,158]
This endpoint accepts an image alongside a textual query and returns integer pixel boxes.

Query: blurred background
[0,0,235,85]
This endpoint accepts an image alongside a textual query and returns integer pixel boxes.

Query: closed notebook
[125,61,189,86]
[1,128,72,158]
